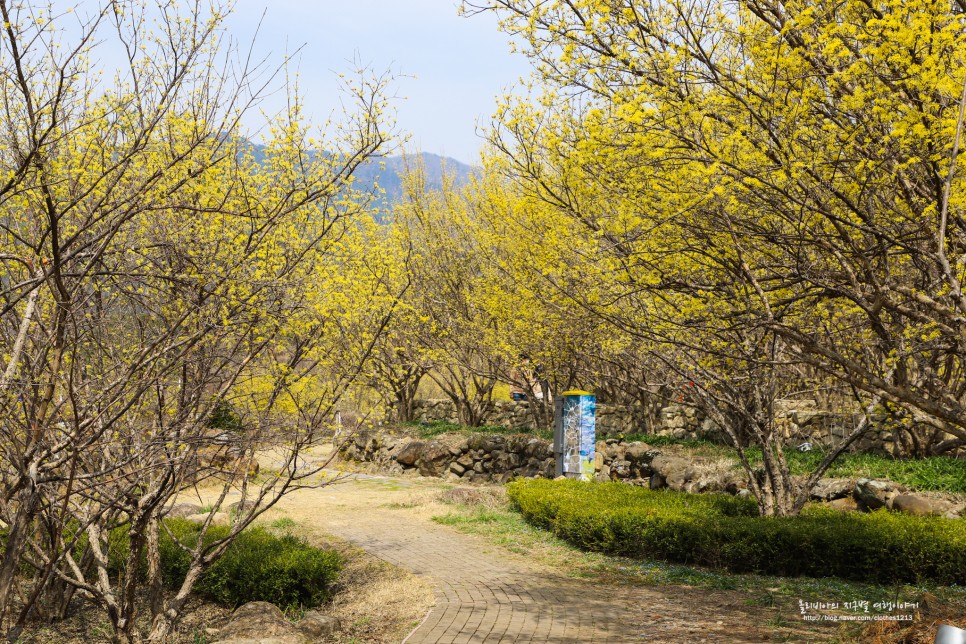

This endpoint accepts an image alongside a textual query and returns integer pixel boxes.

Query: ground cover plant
[159,520,341,610]
[620,435,966,494]
[506,479,966,585]
[431,485,966,642]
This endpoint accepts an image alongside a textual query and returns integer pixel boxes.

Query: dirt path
[264,473,784,643]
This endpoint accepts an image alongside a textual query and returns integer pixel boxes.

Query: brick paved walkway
[272,473,771,643]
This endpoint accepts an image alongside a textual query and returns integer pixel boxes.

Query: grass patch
[750,449,966,494]
[507,478,966,585]
[160,519,341,610]
[432,484,966,612]
[614,434,966,494]
[270,517,298,530]
[433,486,966,628]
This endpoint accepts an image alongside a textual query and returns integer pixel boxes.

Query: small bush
[507,479,966,585]
[207,399,243,431]
[159,519,340,609]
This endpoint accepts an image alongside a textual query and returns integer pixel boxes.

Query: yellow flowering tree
[0,1,396,639]
[468,0,966,514]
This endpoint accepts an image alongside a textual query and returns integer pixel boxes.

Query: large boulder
[416,441,451,477]
[623,442,655,467]
[891,494,961,518]
[166,502,203,519]
[809,478,855,502]
[854,478,905,510]
[296,610,341,640]
[394,440,425,466]
[650,455,694,491]
[213,602,307,644]
[650,455,691,477]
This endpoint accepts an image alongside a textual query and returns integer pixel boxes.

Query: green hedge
[0,519,340,610]
[160,519,340,609]
[507,479,966,585]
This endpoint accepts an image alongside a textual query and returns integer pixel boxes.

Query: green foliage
[746,449,966,494]
[622,434,966,493]
[196,529,340,609]
[159,519,341,610]
[507,479,966,585]
[207,399,243,432]
[624,435,721,450]
[405,420,551,440]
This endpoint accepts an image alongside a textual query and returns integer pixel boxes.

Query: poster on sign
[554,391,596,481]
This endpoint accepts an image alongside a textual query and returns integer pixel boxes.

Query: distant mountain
[351,152,477,204]
[245,143,476,206]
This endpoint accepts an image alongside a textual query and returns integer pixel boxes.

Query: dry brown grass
[295,532,433,644]
[861,592,966,644]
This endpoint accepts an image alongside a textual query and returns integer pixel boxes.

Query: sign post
[553,390,596,480]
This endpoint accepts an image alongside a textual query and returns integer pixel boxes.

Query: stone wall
[411,399,641,437]
[339,428,555,483]
[339,429,965,518]
[411,398,944,456]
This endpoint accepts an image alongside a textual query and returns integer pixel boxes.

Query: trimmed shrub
[195,528,340,609]
[159,518,340,609]
[507,479,966,585]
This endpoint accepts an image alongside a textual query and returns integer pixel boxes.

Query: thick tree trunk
[147,566,203,642]
[146,518,163,620]
[0,487,39,621]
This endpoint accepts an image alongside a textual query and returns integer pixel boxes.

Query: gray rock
[809,478,855,502]
[854,478,903,510]
[542,460,556,478]
[214,602,307,644]
[827,497,859,512]
[494,452,521,471]
[524,438,548,458]
[623,442,654,466]
[610,459,631,479]
[395,441,424,466]
[649,473,666,490]
[416,441,451,477]
[296,610,340,639]
[650,455,692,479]
[166,502,203,518]
[449,462,466,476]
[666,470,692,491]
[891,494,956,517]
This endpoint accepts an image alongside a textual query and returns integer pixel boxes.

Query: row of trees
[0,1,402,640]
[3,2,963,639]
[359,0,966,517]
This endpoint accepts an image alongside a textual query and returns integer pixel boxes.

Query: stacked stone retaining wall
[339,429,965,518]
[411,399,957,457]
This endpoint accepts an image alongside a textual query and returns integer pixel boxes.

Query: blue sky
[223,1,532,163]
